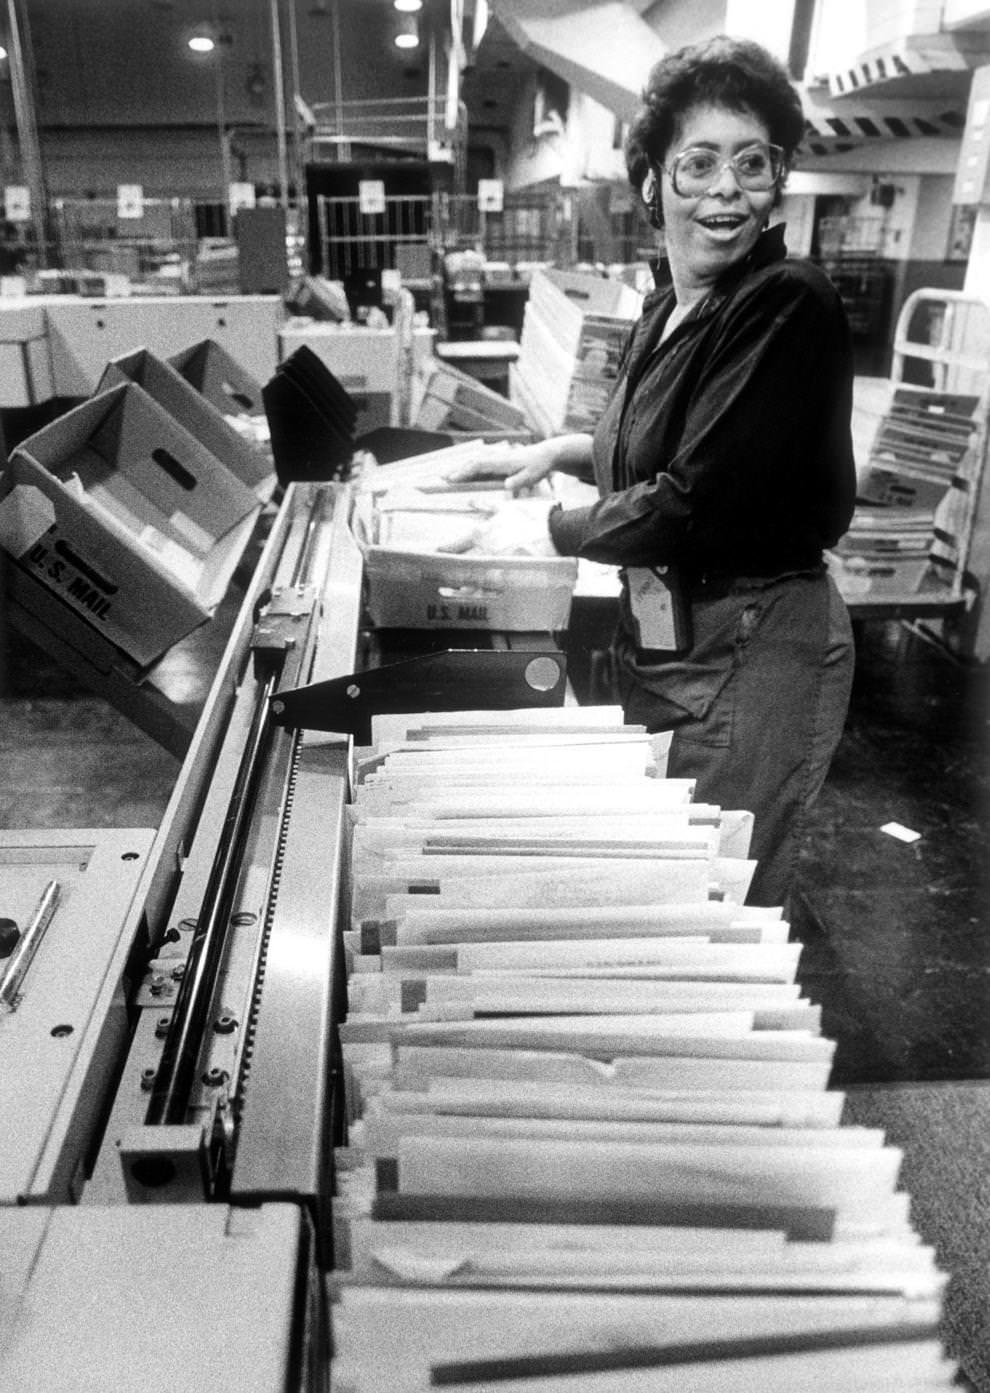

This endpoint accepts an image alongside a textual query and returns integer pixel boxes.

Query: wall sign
[229,182,256,214]
[4,186,31,223]
[478,179,504,213]
[117,184,145,219]
[358,180,386,216]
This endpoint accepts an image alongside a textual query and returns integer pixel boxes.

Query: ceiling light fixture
[393,13,420,48]
[188,32,216,54]
[393,0,423,12]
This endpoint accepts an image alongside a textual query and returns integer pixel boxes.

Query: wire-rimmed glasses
[664,143,784,198]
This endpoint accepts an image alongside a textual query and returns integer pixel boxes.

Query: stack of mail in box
[350,444,579,632]
[328,705,954,1392]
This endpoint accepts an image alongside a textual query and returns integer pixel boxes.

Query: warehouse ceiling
[3,0,521,134]
[4,0,990,167]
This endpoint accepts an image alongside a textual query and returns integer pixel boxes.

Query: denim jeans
[616,569,855,909]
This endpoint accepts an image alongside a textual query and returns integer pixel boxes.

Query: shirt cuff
[547,502,593,557]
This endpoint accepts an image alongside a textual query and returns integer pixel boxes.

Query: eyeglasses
[664,143,784,198]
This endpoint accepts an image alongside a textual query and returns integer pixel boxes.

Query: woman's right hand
[445,440,559,496]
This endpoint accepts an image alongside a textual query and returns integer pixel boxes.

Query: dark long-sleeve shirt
[549,224,857,580]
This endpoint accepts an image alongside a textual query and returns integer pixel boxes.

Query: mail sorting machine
[0,478,570,1393]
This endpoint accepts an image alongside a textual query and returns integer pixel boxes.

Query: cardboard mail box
[525,267,642,358]
[0,300,55,408]
[0,382,261,666]
[98,347,274,496]
[411,358,531,435]
[168,338,265,418]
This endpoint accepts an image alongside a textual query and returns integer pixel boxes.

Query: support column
[955,64,990,302]
[953,64,990,659]
[5,0,49,267]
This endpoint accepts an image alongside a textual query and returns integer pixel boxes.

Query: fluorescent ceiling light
[188,33,216,53]
[394,12,420,47]
[394,0,423,11]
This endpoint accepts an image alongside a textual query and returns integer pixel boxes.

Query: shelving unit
[829,288,990,650]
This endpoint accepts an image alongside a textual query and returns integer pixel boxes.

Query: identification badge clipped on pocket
[626,565,692,656]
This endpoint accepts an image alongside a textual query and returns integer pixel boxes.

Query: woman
[465,35,857,909]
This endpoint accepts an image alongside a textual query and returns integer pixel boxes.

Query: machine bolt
[140,1066,157,1091]
[202,1067,229,1087]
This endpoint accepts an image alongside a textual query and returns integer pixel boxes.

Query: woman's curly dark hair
[626,35,806,222]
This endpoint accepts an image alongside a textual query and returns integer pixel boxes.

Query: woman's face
[659,102,778,295]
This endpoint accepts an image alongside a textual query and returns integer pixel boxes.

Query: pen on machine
[0,879,61,1012]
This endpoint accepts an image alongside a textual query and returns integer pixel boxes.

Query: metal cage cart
[829,288,990,657]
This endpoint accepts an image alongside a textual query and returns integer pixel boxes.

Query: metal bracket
[250,584,319,680]
[268,649,567,740]
[117,1123,212,1202]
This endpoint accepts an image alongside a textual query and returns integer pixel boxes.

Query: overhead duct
[489,0,667,122]
[487,1,972,162]
[801,86,970,154]
[825,28,990,97]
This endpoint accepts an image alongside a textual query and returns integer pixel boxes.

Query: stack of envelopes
[330,705,954,1392]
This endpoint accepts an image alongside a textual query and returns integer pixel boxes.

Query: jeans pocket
[618,595,767,748]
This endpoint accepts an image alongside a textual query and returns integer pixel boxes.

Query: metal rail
[144,669,279,1126]
[144,485,336,1129]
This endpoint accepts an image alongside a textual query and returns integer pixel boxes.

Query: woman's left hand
[443,497,559,557]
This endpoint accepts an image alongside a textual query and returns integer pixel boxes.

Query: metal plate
[0,828,155,1203]
[0,1203,319,1393]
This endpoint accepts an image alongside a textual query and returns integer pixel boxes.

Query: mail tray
[826,549,933,599]
[359,543,578,632]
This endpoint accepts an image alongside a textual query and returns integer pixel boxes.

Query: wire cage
[313,187,569,283]
[46,197,203,291]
